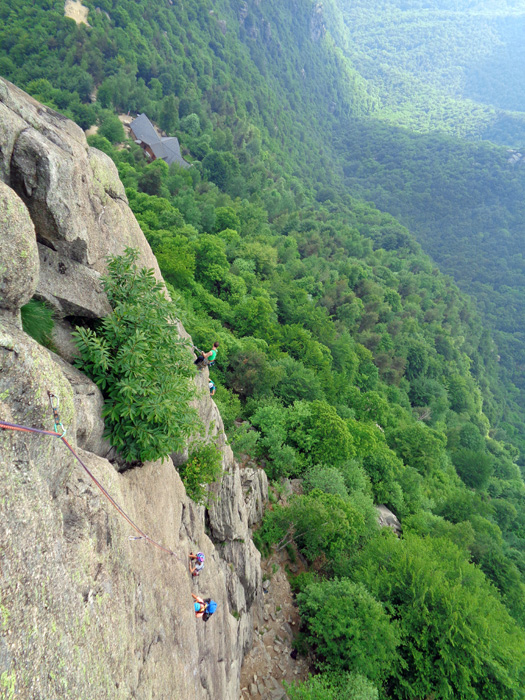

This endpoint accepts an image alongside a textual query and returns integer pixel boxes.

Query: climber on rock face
[209,380,216,396]
[194,341,219,369]
[192,593,218,620]
[189,551,205,577]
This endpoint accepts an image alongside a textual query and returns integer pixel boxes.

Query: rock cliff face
[0,78,266,700]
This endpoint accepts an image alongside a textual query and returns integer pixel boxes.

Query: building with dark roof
[129,113,191,168]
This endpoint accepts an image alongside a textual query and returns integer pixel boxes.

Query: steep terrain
[0,78,267,700]
[1,1,525,433]
[1,1,525,695]
[328,0,525,143]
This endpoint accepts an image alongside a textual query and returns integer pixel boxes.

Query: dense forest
[2,0,525,697]
[329,0,525,143]
[324,0,525,455]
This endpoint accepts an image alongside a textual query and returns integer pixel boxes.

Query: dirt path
[240,548,311,699]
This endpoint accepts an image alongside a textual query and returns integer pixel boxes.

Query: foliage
[288,491,359,561]
[302,465,349,498]
[297,578,399,682]
[278,489,377,563]
[212,384,241,432]
[285,673,378,700]
[73,248,198,463]
[253,505,289,556]
[20,299,55,349]
[229,421,260,460]
[177,441,222,504]
[289,571,320,595]
[453,449,494,490]
[98,111,125,143]
[354,532,525,700]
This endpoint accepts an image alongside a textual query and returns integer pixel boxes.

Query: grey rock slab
[10,126,93,263]
[50,317,80,363]
[49,353,111,458]
[0,321,77,495]
[241,467,268,527]
[376,504,402,534]
[1,77,162,279]
[36,243,111,318]
[0,181,39,313]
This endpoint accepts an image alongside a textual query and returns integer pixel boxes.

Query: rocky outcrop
[37,243,112,318]
[376,504,402,535]
[310,2,326,42]
[0,80,266,700]
[241,467,269,527]
[0,180,39,327]
[0,77,161,320]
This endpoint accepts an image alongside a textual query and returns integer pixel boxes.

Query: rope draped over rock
[0,393,181,559]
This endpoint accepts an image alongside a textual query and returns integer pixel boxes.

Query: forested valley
[2,0,525,697]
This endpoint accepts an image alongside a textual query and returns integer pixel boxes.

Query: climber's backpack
[202,600,217,621]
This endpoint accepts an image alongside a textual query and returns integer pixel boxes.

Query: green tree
[98,112,125,143]
[159,94,179,133]
[297,579,399,682]
[453,449,493,490]
[155,235,196,288]
[178,441,222,504]
[202,151,239,190]
[288,490,369,561]
[292,400,355,467]
[355,532,525,700]
[286,673,378,700]
[387,423,447,475]
[138,161,169,196]
[192,234,229,294]
[233,296,277,338]
[214,206,240,233]
[180,112,200,136]
[302,464,349,498]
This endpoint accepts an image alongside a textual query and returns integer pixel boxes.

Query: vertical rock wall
[0,78,266,700]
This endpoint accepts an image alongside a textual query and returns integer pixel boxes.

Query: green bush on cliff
[178,441,222,504]
[73,248,199,463]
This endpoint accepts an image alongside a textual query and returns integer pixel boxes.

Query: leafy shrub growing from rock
[253,504,290,556]
[73,248,199,463]
[178,442,222,504]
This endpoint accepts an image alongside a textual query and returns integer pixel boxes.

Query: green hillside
[337,119,525,421]
[2,0,525,696]
[328,0,525,144]
[314,0,525,449]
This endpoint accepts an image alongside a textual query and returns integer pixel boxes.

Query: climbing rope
[0,393,179,559]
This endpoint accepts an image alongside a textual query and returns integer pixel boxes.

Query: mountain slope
[2,2,525,696]
[326,0,525,144]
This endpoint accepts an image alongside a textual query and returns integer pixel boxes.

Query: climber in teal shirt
[195,341,219,369]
